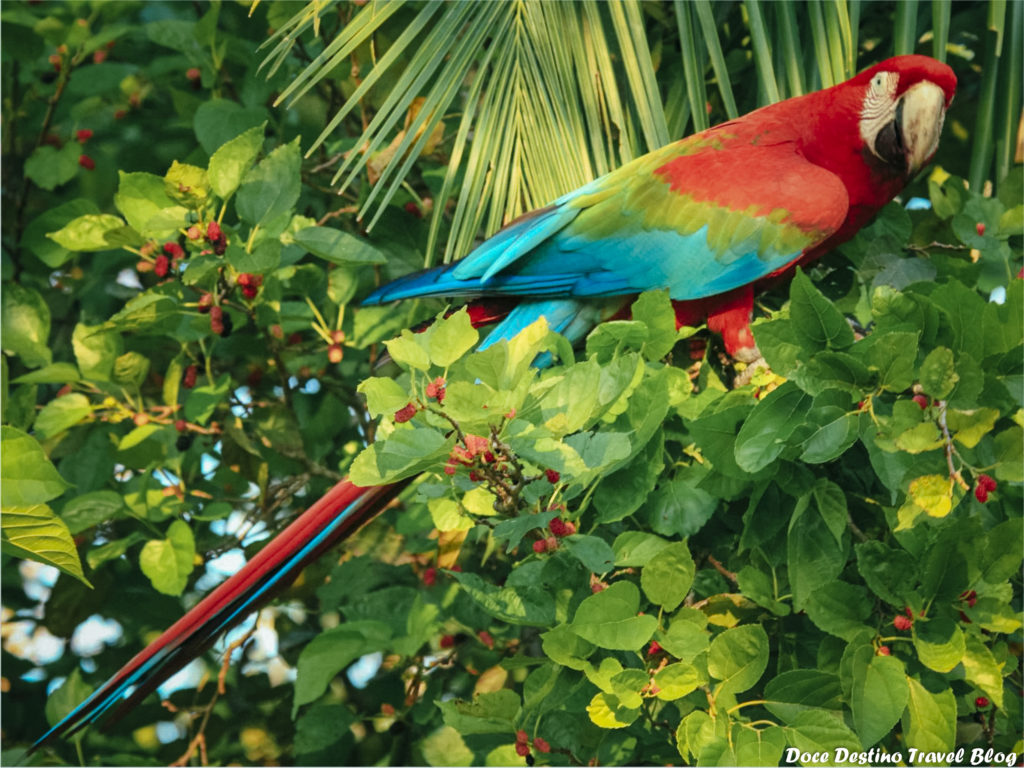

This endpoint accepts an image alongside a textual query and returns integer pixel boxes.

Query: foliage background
[1,1,1021,766]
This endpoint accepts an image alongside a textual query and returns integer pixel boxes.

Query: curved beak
[900,81,948,174]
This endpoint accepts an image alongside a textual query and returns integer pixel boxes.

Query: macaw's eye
[874,97,906,170]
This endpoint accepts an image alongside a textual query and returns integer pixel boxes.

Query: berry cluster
[974,473,997,503]
[514,729,550,759]
[237,272,262,300]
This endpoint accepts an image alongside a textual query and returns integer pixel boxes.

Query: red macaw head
[850,55,957,176]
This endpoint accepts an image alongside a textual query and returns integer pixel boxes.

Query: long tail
[30,478,409,753]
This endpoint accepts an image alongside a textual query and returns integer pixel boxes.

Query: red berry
[647,640,662,656]
[422,567,436,587]
[404,201,422,218]
[153,254,169,278]
[425,377,446,401]
[516,730,528,744]
[894,615,912,631]
[287,332,302,345]
[78,154,95,170]
[49,53,62,72]
[247,368,262,387]
[912,394,929,410]
[545,469,560,483]
[548,519,566,537]
[183,365,198,389]
[186,67,201,81]
[209,305,224,335]
[187,225,202,241]
[976,222,986,237]
[975,486,989,503]
[477,630,494,649]
[163,242,184,259]
[532,737,550,754]
[328,344,343,363]
[544,536,558,551]
[439,634,455,649]
[975,696,989,708]
[532,540,547,554]
[468,470,482,482]
[394,403,417,423]
[876,645,891,656]
[978,474,997,491]
[76,129,93,143]
[514,743,530,757]
[242,285,259,299]
[92,49,107,64]
[443,461,457,476]
[197,293,213,314]
[206,220,222,241]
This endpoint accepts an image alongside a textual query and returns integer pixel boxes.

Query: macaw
[31,53,955,752]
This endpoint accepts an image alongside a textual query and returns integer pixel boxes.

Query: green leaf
[61,491,125,535]
[784,710,861,761]
[586,691,641,729]
[734,382,811,472]
[562,534,616,575]
[982,518,1024,583]
[630,290,678,360]
[293,621,391,711]
[22,199,101,267]
[420,726,473,767]
[439,689,521,735]
[800,413,858,463]
[349,425,451,485]
[540,623,595,670]
[24,142,81,191]
[11,362,79,385]
[961,633,1004,708]
[208,122,266,199]
[640,541,694,611]
[293,226,388,265]
[902,677,956,754]
[789,268,855,350]
[918,346,958,399]
[855,540,914,607]
[946,407,999,449]
[2,283,52,367]
[72,323,122,381]
[612,531,672,567]
[113,171,179,236]
[357,377,411,418]
[138,519,195,596]
[763,670,843,723]
[570,581,657,651]
[656,613,709,662]
[450,571,555,627]
[647,468,717,537]
[107,293,182,333]
[44,669,93,729]
[384,330,431,371]
[653,661,705,701]
[851,654,908,747]
[428,308,479,367]
[1,504,90,586]
[193,99,268,155]
[733,725,786,768]
[34,393,92,440]
[1,427,72,506]
[912,617,964,673]
[787,491,846,610]
[184,373,231,424]
[113,351,150,389]
[707,625,768,699]
[237,138,301,226]
[804,580,873,640]
[226,240,280,273]
[163,160,210,210]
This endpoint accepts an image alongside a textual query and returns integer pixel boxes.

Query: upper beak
[901,81,947,173]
